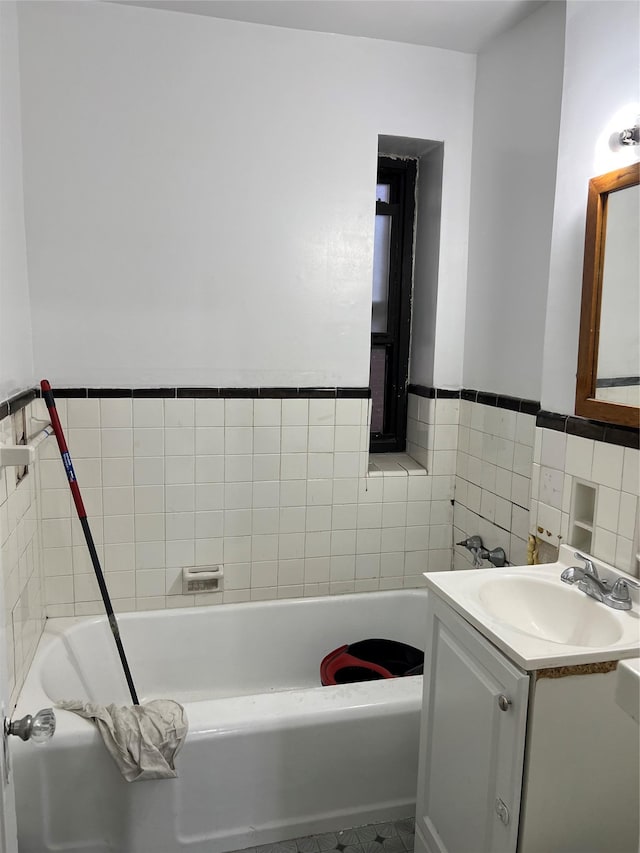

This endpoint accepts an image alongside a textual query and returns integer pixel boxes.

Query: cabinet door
[415,596,529,853]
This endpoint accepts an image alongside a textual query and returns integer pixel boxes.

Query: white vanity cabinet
[415,595,529,853]
[415,593,640,853]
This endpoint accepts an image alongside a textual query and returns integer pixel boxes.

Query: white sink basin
[478,576,624,647]
[423,545,640,669]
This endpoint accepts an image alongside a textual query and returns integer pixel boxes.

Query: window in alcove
[370,156,416,452]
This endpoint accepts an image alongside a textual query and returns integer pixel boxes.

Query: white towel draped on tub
[58,699,188,782]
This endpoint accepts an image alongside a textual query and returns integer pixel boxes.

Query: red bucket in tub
[320,638,424,685]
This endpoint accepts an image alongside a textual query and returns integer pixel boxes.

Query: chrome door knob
[5,708,56,743]
[497,694,512,712]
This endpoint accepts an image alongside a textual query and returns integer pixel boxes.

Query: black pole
[80,517,140,705]
[41,380,140,705]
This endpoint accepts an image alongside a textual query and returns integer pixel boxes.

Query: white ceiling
[113,0,546,54]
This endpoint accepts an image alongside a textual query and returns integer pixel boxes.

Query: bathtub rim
[15,588,428,743]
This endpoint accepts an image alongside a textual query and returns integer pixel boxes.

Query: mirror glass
[575,163,640,427]
[596,184,640,406]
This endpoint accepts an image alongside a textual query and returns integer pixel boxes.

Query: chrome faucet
[560,551,598,581]
[560,552,603,587]
[561,551,640,610]
[576,571,611,603]
[456,535,507,568]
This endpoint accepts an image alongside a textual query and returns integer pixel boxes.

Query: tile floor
[232,817,415,853]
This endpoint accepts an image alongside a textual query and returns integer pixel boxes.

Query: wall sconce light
[619,120,640,146]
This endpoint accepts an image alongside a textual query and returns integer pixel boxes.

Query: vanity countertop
[423,545,640,670]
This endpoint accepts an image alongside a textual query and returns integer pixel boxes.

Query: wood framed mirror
[575,162,640,427]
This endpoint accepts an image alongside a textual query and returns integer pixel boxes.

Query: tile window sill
[368,453,427,477]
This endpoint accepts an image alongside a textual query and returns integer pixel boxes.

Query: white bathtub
[13,589,428,853]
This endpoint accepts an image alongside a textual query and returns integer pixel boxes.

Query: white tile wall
[37,394,460,615]
[455,397,639,575]
[531,428,640,574]
[12,389,638,633]
[454,400,535,569]
[0,402,46,706]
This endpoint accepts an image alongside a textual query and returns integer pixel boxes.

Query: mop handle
[40,380,140,706]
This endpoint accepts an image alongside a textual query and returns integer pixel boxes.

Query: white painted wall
[17,1,475,389]
[0,1,33,401]
[541,0,640,414]
[463,0,565,401]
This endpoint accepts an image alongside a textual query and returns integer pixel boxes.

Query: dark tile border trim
[133,388,176,398]
[0,386,370,416]
[6,389,37,415]
[257,388,299,399]
[408,384,460,400]
[536,410,568,432]
[0,388,38,421]
[520,399,540,416]
[3,385,635,451]
[477,391,497,407]
[176,388,220,398]
[407,384,436,399]
[88,388,133,398]
[218,388,260,398]
[411,385,541,415]
[604,424,640,451]
[408,385,638,449]
[536,411,640,450]
[538,410,639,450]
[25,386,372,401]
[496,394,522,412]
[49,388,87,398]
[565,416,603,442]
[337,387,371,399]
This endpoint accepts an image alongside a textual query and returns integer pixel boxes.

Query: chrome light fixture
[619,119,640,146]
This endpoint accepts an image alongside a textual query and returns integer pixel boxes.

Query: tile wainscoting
[31,391,457,617]
[454,398,536,570]
[454,396,639,573]
[531,428,639,569]
[1,384,637,691]
[0,400,46,705]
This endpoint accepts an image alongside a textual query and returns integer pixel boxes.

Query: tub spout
[456,535,483,551]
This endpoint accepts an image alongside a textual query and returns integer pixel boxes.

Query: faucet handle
[610,577,640,598]
[574,551,598,578]
[605,577,640,610]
